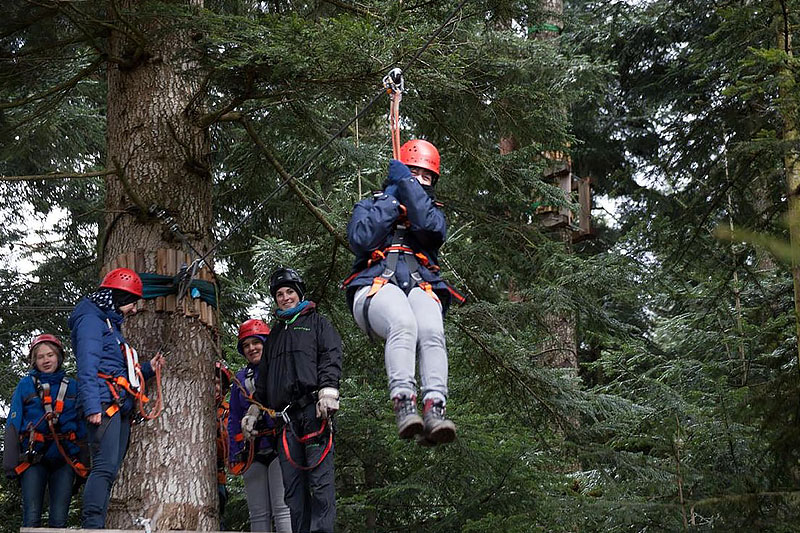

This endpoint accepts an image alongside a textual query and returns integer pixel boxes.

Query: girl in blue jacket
[68,268,165,529]
[3,334,87,527]
[345,140,462,446]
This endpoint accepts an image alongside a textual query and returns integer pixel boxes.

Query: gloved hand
[241,404,261,440]
[387,159,412,185]
[316,387,340,419]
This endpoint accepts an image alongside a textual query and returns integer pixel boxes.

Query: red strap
[14,462,30,475]
[281,419,333,471]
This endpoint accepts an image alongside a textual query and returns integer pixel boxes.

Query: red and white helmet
[29,334,65,368]
[400,139,440,178]
[237,319,271,355]
[101,268,143,297]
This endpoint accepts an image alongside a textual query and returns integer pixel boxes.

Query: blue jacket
[346,172,452,311]
[228,364,276,465]
[3,369,86,476]
[68,297,154,417]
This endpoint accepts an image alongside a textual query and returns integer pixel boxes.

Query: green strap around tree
[138,272,217,308]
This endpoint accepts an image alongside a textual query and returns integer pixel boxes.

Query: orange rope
[134,363,163,420]
[47,417,88,478]
[389,91,402,159]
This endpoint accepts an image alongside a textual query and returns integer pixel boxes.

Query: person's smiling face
[34,344,60,373]
[275,286,300,311]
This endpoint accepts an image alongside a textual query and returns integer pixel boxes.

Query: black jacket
[254,302,342,410]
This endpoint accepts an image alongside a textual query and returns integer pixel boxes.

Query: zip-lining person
[343,139,463,445]
[69,268,165,529]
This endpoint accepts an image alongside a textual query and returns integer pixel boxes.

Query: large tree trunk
[103,0,217,528]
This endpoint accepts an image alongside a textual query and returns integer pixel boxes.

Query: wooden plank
[196,267,207,325]
[558,171,572,222]
[578,176,592,235]
[155,249,166,312]
[21,529,231,533]
[165,249,176,312]
[134,248,146,272]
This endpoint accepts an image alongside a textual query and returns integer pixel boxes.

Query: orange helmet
[400,139,440,178]
[29,334,65,368]
[101,268,143,297]
[237,319,270,355]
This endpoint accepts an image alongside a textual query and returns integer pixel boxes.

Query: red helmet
[101,268,143,297]
[29,334,65,367]
[400,139,440,177]
[237,319,270,355]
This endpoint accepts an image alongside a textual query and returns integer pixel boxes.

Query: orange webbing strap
[281,418,333,471]
[418,282,440,304]
[53,377,69,415]
[366,277,388,298]
[14,462,31,475]
[40,382,53,418]
[97,369,162,421]
[229,434,255,475]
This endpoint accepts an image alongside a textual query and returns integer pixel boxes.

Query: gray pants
[243,456,292,532]
[353,284,448,404]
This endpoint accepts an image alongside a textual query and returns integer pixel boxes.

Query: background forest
[2,0,800,530]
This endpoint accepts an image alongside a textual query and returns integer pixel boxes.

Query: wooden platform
[21,529,230,533]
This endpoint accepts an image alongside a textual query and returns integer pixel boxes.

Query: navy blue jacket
[3,369,86,476]
[68,297,154,417]
[346,172,451,311]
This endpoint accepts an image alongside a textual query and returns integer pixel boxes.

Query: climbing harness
[226,365,279,475]
[14,376,89,478]
[98,319,163,421]
[277,393,334,472]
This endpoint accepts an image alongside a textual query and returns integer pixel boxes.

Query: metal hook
[382,67,404,93]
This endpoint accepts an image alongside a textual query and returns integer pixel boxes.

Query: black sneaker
[421,399,456,445]
[393,395,423,439]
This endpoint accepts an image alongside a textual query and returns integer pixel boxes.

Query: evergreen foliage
[2,0,800,530]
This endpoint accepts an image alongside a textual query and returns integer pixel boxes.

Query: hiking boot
[422,399,456,445]
[393,395,423,439]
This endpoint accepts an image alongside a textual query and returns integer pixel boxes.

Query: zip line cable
[194,0,471,267]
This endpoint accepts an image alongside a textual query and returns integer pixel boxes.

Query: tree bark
[103,0,217,529]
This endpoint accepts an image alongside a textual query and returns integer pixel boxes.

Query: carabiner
[382,68,404,94]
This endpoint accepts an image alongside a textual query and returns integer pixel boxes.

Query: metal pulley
[383,68,405,158]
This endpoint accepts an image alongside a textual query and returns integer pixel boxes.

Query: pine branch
[240,117,351,251]
[0,169,115,182]
[0,55,104,110]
